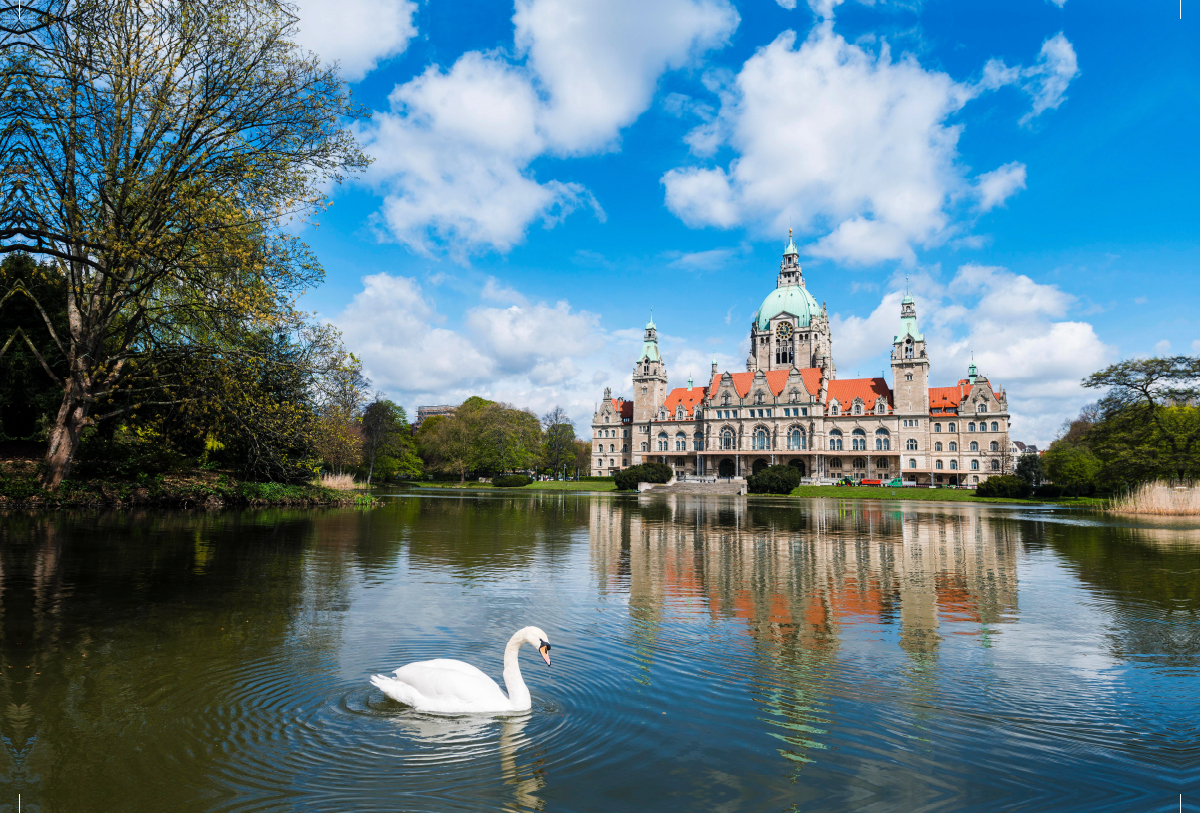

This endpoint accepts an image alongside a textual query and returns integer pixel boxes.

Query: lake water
[1,493,1197,812]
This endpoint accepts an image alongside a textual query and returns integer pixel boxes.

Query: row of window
[596,443,629,453]
[934,421,1000,433]
[905,459,1001,471]
[597,428,630,438]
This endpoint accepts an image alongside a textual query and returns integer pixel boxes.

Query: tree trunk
[44,379,91,489]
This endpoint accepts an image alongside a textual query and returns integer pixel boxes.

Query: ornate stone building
[591,235,1011,485]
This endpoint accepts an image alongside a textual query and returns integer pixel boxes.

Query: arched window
[968,422,976,432]
[853,402,863,415]
[721,430,735,450]
[950,460,958,470]
[609,444,615,452]
[905,339,914,359]
[991,421,999,432]
[978,403,988,413]
[908,459,917,468]
[948,422,956,432]
[991,460,1000,470]
[693,432,704,451]
[949,442,958,451]
[875,428,890,450]
[853,457,866,470]
[788,428,805,450]
[990,441,999,451]
[640,442,647,451]
[969,441,979,451]
[876,401,886,414]
[851,428,867,450]
[906,438,918,451]
[905,373,913,381]
[877,458,890,470]
[934,423,942,433]
[972,475,979,483]
[604,416,609,423]
[657,431,668,452]
[934,442,943,451]
[675,432,687,451]
[971,459,980,470]
[830,402,840,415]
[753,428,768,450]
[828,458,842,469]
[829,429,843,450]
[935,460,943,470]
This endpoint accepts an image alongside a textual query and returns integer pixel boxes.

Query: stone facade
[591,235,1012,485]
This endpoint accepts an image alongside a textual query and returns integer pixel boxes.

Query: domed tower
[632,313,668,422]
[748,231,834,375]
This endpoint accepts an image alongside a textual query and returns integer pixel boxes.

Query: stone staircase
[641,480,746,496]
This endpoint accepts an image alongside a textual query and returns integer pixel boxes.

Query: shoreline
[0,461,373,509]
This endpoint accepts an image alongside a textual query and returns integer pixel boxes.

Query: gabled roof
[928,378,996,413]
[609,398,633,420]
[661,386,708,419]
[826,378,892,412]
[707,368,822,398]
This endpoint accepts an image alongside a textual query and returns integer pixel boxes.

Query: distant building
[590,233,1012,486]
[414,404,457,430]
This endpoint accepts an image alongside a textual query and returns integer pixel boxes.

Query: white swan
[370,626,552,714]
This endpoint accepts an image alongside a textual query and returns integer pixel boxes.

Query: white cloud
[831,264,1113,445]
[1020,33,1079,124]
[663,25,1076,264]
[1154,339,1172,356]
[359,0,738,256]
[333,274,622,430]
[1192,339,1200,354]
[663,25,979,265]
[666,246,741,271]
[292,0,417,81]
[976,162,1027,211]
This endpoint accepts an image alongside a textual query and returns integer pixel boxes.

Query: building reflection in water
[588,496,1020,766]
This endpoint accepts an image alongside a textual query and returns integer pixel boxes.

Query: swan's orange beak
[539,643,552,666]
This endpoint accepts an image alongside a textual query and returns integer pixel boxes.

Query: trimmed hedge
[493,474,533,488]
[747,464,801,495]
[614,462,673,491]
[1032,483,1068,499]
[974,474,1032,499]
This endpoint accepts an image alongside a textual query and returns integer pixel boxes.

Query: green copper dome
[755,285,819,330]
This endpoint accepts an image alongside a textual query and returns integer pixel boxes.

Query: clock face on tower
[775,322,794,340]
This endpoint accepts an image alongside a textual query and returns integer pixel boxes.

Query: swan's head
[521,626,552,666]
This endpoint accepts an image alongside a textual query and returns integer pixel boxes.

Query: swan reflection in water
[392,713,546,812]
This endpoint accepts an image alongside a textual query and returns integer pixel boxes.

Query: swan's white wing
[380,660,509,711]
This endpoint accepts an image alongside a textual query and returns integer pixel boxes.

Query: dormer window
[853,402,863,415]
[830,402,839,416]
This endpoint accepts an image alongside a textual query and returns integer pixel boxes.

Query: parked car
[885,477,906,488]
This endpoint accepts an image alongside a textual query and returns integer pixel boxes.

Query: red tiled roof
[661,386,708,419]
[928,379,996,413]
[707,368,823,398]
[826,378,892,412]
[610,399,633,420]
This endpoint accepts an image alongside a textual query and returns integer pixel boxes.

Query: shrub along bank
[0,459,372,508]
[614,462,673,491]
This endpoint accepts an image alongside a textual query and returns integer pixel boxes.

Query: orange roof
[609,398,633,420]
[662,386,708,419]
[928,379,996,413]
[826,377,892,412]
[707,367,823,398]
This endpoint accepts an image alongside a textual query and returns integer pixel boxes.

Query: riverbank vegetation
[1108,481,1200,516]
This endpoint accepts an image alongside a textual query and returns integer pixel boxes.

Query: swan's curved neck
[501,630,531,709]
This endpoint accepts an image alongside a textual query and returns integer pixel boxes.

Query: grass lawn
[785,485,1106,507]
[399,480,617,492]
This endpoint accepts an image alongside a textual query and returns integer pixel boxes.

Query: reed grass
[318,472,358,491]
[1108,480,1200,516]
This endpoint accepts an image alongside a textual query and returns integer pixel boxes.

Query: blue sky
[291,0,1199,444]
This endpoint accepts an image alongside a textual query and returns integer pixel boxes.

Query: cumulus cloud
[663,25,978,265]
[976,162,1027,211]
[359,0,738,256]
[663,25,1078,264]
[333,273,623,428]
[831,264,1113,445]
[292,0,417,81]
[1154,339,1172,356]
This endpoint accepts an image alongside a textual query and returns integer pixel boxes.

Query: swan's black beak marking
[539,640,552,666]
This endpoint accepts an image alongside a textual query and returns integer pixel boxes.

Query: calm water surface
[1,493,1197,812]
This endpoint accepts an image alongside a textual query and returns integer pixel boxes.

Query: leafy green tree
[540,406,575,479]
[1,0,368,487]
[359,398,422,483]
[1084,356,1200,483]
[1043,441,1101,497]
[747,464,800,495]
[0,254,67,439]
[1015,451,1043,485]
[572,440,592,479]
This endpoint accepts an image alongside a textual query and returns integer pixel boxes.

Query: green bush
[974,475,1033,499]
[747,464,801,495]
[493,474,532,488]
[1032,483,1067,499]
[613,462,674,491]
[579,476,615,482]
